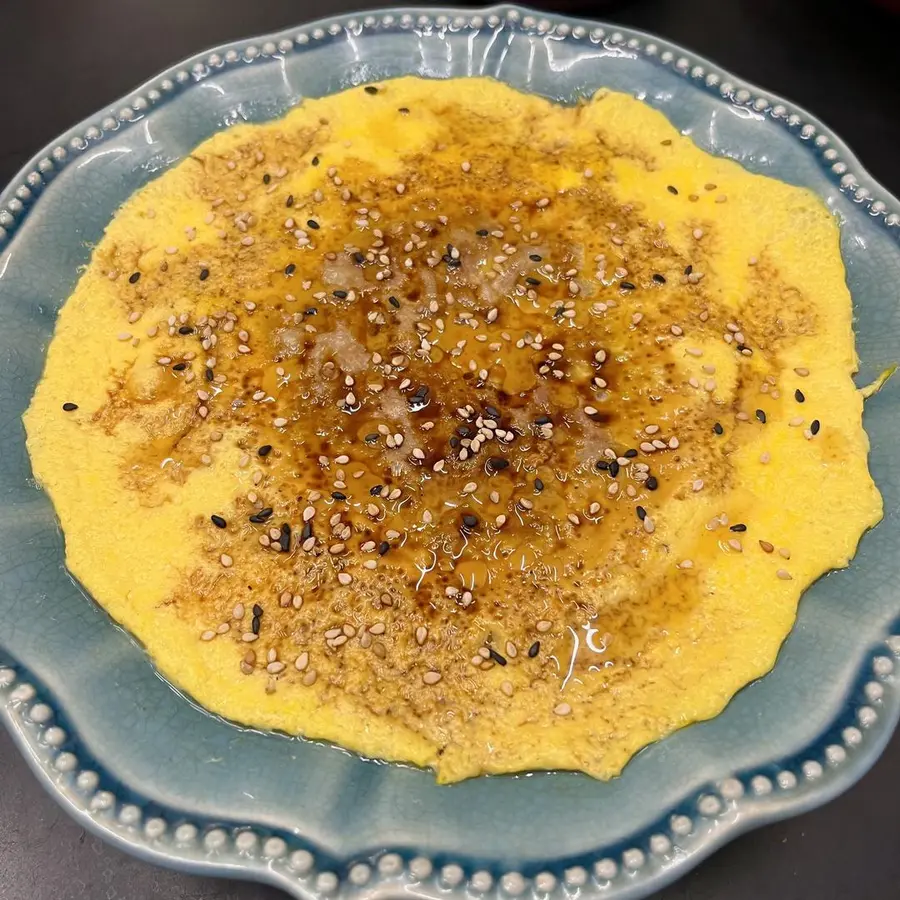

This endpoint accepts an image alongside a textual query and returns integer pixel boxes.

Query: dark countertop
[2,1,900,897]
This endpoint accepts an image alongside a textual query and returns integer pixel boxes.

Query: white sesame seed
[423,671,442,685]
[295,652,309,671]
[776,569,793,580]
[554,703,572,716]
[220,554,233,568]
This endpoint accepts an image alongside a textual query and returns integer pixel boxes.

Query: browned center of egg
[100,105,747,700]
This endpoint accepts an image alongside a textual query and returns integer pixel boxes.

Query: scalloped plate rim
[1,6,899,900]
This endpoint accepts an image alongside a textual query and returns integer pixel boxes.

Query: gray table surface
[3,0,900,897]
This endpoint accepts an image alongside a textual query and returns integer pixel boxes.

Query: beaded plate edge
[1,6,899,900]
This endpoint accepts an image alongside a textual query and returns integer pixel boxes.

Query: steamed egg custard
[25,77,882,782]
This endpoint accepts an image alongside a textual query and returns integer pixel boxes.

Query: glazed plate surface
[1,7,899,899]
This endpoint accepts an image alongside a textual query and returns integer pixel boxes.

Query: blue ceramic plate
[2,7,899,899]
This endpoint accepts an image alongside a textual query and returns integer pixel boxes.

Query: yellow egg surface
[24,77,882,783]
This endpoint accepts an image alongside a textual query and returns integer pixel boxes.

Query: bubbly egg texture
[25,77,881,782]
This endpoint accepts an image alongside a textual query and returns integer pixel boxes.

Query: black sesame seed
[684,264,693,275]
[129,271,141,284]
[730,524,747,532]
[284,263,296,276]
[756,409,767,424]
[365,433,379,444]
[595,460,610,471]
[178,325,194,335]
[462,514,479,530]
[389,296,400,308]
[286,194,294,207]
[646,475,659,491]
[652,273,666,284]
[211,515,227,529]
[795,389,805,403]
[529,254,543,262]
[449,436,460,448]
[636,506,647,520]
[609,460,620,478]
[620,281,636,290]
[311,156,320,166]
[307,219,320,230]
[364,85,379,94]
[304,307,318,316]
[398,107,410,114]
[252,603,264,618]
[199,268,210,281]
[485,405,500,419]
[554,307,565,318]
[251,615,261,635]
[301,521,313,541]
[250,508,273,524]
[205,367,214,382]
[370,485,383,496]
[488,648,508,666]
[488,457,509,471]
[667,185,679,195]
[535,478,544,493]
[172,362,187,371]
[535,415,551,426]
[476,229,489,237]
[262,173,271,184]
[624,448,638,458]
[378,541,390,556]
[333,290,348,299]
[811,419,821,435]
[714,422,724,435]
[279,523,291,552]
[526,277,541,286]
[62,402,79,412]
[528,641,540,658]
[331,492,347,501]
[258,445,273,457]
